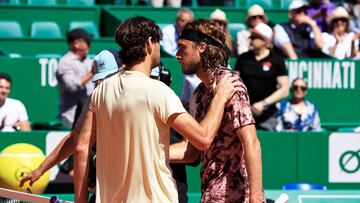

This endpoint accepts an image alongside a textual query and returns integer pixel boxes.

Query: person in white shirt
[0,72,31,132]
[161,8,193,56]
[56,28,94,129]
[273,0,324,59]
[321,6,360,59]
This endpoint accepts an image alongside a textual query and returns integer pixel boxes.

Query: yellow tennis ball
[0,143,50,194]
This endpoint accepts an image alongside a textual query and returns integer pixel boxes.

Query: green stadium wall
[0,57,359,127]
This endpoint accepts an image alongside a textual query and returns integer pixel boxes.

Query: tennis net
[0,187,72,203]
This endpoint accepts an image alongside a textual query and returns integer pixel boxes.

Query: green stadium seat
[111,0,125,5]
[0,21,23,38]
[280,0,292,9]
[127,0,150,5]
[67,0,94,6]
[30,21,62,38]
[9,53,22,58]
[233,0,240,8]
[191,0,198,7]
[9,0,20,4]
[0,0,20,4]
[35,53,62,58]
[28,0,56,5]
[246,0,273,9]
[69,21,99,38]
[228,23,247,41]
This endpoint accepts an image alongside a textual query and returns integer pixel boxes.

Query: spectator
[151,0,181,7]
[307,0,336,32]
[0,72,31,132]
[161,8,193,56]
[235,23,289,130]
[237,4,269,55]
[181,0,228,6]
[321,6,360,59]
[274,0,324,59]
[276,78,321,132]
[56,28,94,129]
[209,9,234,55]
[346,0,360,32]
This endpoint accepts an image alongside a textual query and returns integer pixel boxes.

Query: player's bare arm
[236,124,264,202]
[168,74,241,150]
[74,110,95,203]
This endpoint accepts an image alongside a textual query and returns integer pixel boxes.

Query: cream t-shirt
[90,70,186,203]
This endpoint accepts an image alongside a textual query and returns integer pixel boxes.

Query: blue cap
[92,49,121,82]
[151,66,160,77]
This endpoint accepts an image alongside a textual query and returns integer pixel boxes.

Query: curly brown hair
[115,17,162,66]
[183,18,230,72]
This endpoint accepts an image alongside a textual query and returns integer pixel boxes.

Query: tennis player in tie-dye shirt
[171,19,265,203]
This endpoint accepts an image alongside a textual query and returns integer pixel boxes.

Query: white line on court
[298,195,360,203]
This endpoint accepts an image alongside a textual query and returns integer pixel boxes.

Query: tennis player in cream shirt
[84,17,241,203]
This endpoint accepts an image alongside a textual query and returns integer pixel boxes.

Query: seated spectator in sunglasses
[273,0,324,59]
[307,0,336,32]
[209,9,235,56]
[237,4,271,55]
[321,6,360,59]
[276,78,321,132]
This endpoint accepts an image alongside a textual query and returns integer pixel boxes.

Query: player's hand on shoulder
[213,73,242,102]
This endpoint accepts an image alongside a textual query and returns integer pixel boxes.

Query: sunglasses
[250,15,264,20]
[213,19,227,27]
[293,8,307,15]
[333,18,348,23]
[250,34,263,40]
[292,85,307,91]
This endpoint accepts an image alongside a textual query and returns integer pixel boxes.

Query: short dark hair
[0,72,12,84]
[67,28,93,45]
[115,17,162,66]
